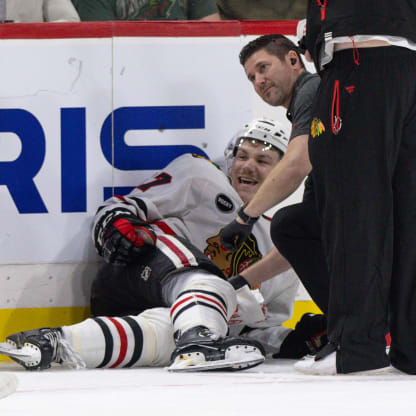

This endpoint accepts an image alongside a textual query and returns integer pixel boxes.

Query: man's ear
[287,50,298,67]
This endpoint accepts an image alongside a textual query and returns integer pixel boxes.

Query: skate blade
[167,356,265,373]
[0,342,35,359]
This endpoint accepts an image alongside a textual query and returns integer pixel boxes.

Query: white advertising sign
[0,30,307,308]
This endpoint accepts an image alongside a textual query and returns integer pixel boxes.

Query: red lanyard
[316,0,327,20]
[331,80,341,135]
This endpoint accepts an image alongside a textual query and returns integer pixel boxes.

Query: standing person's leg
[389,54,416,373]
[307,48,408,373]
[271,200,329,313]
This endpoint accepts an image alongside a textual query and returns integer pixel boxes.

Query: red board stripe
[114,20,242,37]
[0,20,297,40]
[240,20,298,35]
[0,22,113,39]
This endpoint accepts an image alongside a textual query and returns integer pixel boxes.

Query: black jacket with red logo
[305,0,416,73]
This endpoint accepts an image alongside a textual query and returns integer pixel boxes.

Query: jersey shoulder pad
[191,154,221,170]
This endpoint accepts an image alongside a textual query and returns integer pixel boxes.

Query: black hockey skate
[0,328,85,371]
[167,326,265,372]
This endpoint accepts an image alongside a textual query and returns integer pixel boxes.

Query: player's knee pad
[62,308,175,368]
[168,271,237,336]
[137,308,175,366]
[181,272,237,316]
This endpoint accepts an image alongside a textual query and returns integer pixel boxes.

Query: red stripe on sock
[195,294,227,316]
[108,317,128,368]
[170,295,194,317]
[170,294,227,319]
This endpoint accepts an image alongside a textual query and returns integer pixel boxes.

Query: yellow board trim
[0,306,90,362]
[283,301,323,329]
[0,301,322,362]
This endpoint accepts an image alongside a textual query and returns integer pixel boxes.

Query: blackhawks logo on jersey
[204,231,262,279]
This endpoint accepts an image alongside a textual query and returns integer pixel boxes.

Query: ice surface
[0,359,414,415]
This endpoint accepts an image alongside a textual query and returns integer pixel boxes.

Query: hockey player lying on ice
[0,118,327,372]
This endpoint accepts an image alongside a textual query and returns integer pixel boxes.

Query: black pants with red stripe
[309,46,416,373]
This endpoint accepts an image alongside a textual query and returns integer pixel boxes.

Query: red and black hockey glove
[102,217,157,265]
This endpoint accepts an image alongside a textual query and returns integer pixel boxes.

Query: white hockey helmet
[224,118,289,173]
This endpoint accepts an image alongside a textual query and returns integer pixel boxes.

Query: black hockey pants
[271,200,329,314]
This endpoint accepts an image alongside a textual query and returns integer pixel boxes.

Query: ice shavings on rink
[0,359,414,416]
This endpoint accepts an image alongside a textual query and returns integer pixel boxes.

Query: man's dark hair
[239,34,305,68]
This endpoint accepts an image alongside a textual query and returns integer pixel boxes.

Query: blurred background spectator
[217,0,306,20]
[71,0,220,21]
[3,0,80,22]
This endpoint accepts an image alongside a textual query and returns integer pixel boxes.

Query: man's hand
[220,206,259,252]
[220,219,253,252]
[102,217,156,265]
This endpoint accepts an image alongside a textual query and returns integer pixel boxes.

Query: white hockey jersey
[93,153,300,354]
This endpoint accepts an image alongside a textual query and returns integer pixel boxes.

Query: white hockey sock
[62,308,175,368]
[168,272,236,337]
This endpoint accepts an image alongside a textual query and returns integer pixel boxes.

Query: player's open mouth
[238,177,258,186]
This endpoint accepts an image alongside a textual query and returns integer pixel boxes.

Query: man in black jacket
[296,0,416,375]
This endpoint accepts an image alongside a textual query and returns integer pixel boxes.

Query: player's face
[231,140,281,204]
[244,49,295,108]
